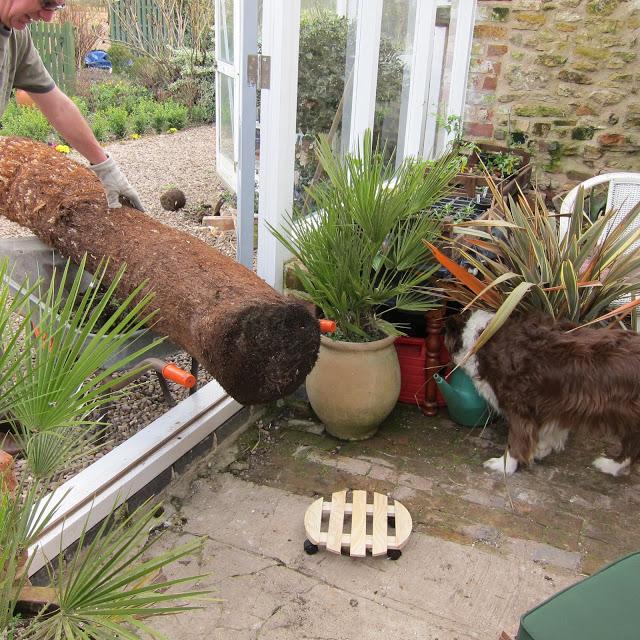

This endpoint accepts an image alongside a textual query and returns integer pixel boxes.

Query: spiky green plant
[431,182,640,352]
[270,130,462,341]
[4,256,161,479]
[0,255,210,638]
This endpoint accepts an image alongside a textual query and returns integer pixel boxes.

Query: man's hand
[90,154,145,211]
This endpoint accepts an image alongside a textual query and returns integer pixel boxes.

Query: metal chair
[559,172,640,241]
[560,173,640,328]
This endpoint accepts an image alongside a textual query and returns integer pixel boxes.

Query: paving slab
[148,403,639,639]
[151,473,577,639]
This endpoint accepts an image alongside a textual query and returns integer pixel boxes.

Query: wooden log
[0,137,320,405]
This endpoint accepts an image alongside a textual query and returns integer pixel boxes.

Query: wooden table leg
[422,306,445,416]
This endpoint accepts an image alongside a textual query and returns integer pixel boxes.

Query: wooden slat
[321,503,394,516]
[349,490,367,557]
[392,500,413,549]
[372,492,388,556]
[303,497,323,544]
[326,490,346,554]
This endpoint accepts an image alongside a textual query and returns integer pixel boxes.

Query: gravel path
[1,126,239,485]
[0,125,238,255]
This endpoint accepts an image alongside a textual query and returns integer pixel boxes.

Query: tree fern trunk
[0,137,319,405]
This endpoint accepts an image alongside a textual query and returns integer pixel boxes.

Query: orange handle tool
[319,319,337,334]
[162,363,196,388]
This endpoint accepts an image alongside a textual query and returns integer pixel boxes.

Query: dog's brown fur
[446,311,640,469]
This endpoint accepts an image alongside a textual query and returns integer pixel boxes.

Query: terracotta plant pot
[306,334,401,441]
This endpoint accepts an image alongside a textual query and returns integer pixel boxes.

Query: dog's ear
[445,311,468,337]
[444,311,469,357]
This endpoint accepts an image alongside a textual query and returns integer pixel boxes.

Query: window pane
[219,74,235,162]
[374,0,416,164]
[294,4,349,204]
[218,0,234,64]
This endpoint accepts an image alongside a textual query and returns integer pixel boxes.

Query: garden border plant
[428,178,640,356]
[0,255,211,639]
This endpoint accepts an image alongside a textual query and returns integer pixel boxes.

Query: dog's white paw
[592,456,631,477]
[484,452,518,475]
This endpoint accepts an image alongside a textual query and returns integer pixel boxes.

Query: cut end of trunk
[205,301,320,405]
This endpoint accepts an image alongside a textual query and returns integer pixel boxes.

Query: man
[0,0,143,210]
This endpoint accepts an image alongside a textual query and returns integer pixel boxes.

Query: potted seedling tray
[432,194,492,221]
[0,237,177,370]
[452,142,532,199]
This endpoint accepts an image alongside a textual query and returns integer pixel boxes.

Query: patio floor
[149,400,640,639]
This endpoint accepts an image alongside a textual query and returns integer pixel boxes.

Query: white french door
[215,0,239,191]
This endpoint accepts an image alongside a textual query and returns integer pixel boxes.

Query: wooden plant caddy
[303,489,412,560]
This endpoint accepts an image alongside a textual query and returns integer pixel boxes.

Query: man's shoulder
[12,28,32,44]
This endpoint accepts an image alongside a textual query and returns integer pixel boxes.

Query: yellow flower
[167,127,178,134]
[55,144,71,154]
[130,133,141,140]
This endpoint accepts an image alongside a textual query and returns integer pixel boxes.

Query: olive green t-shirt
[0,25,55,116]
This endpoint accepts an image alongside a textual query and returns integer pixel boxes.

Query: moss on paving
[225,402,640,575]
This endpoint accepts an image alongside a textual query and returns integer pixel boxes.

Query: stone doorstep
[301,447,585,574]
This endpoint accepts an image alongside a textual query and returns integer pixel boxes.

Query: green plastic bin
[518,551,640,640]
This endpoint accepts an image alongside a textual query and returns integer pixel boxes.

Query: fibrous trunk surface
[0,137,319,405]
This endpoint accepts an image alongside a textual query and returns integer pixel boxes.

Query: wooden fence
[109,0,166,51]
[30,22,76,95]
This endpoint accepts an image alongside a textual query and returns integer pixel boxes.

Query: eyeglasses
[39,0,66,11]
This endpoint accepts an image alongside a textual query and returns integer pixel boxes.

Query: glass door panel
[215,0,238,189]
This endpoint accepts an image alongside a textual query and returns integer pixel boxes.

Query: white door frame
[444,0,477,148]
[256,0,301,290]
[255,0,477,291]
[345,0,383,153]
[401,0,437,160]
[235,0,258,268]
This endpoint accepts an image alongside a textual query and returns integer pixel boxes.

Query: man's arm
[27,87,144,210]
[28,86,107,164]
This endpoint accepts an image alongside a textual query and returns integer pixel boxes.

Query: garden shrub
[89,80,152,114]
[71,95,90,118]
[105,106,129,139]
[189,103,210,124]
[107,43,135,75]
[150,103,167,133]
[130,109,150,135]
[129,55,177,94]
[0,100,52,142]
[166,46,216,120]
[130,99,156,135]
[90,112,109,142]
[162,101,188,130]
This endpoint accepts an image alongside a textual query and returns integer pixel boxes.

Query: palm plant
[270,129,462,342]
[428,180,640,352]
[0,255,209,638]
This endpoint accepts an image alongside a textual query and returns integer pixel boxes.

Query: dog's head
[444,311,469,358]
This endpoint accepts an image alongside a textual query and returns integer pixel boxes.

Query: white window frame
[215,0,240,191]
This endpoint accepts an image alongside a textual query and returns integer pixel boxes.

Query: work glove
[90,154,145,211]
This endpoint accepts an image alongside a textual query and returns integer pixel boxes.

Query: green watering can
[433,368,490,428]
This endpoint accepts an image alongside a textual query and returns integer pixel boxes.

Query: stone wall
[464,0,640,192]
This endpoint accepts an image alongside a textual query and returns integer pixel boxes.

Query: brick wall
[465,0,640,191]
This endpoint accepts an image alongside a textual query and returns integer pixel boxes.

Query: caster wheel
[304,539,319,555]
[388,516,396,529]
[387,549,402,561]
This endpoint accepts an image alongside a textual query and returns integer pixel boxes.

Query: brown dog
[445,310,640,476]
